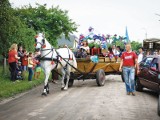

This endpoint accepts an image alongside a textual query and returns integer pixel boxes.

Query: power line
[155,13,160,16]
[155,13,160,21]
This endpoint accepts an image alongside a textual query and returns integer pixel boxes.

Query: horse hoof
[61,87,64,90]
[63,88,68,91]
[47,91,49,94]
[41,92,47,96]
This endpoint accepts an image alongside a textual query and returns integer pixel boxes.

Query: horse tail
[71,53,77,72]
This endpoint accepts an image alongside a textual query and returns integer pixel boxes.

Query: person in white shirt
[112,45,117,55]
[80,40,90,54]
[76,40,90,58]
[138,47,144,63]
[115,46,120,56]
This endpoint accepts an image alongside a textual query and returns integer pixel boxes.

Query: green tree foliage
[131,41,142,51]
[115,41,125,49]
[14,4,77,46]
[115,40,142,51]
[0,0,36,56]
[0,0,12,56]
[0,1,77,56]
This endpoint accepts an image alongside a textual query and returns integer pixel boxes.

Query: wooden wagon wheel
[96,69,106,86]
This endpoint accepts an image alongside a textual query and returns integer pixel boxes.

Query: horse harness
[35,37,77,74]
[38,45,72,71]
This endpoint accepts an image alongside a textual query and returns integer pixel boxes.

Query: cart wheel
[64,78,74,87]
[96,69,106,86]
[158,93,160,116]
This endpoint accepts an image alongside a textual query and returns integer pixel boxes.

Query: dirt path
[0,75,159,120]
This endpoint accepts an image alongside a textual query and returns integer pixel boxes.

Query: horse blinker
[42,39,46,48]
[35,38,37,43]
[42,39,45,44]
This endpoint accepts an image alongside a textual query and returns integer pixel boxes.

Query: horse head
[34,33,46,51]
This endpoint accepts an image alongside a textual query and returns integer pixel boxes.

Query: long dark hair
[28,52,32,57]
[108,47,113,54]
[82,41,88,46]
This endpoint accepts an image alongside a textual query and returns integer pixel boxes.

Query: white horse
[35,33,77,96]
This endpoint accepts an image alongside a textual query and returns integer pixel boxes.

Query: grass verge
[0,65,47,101]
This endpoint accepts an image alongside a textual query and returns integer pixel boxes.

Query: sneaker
[131,92,136,96]
[127,92,130,95]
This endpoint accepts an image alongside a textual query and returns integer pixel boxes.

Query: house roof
[143,38,160,43]
[57,35,77,48]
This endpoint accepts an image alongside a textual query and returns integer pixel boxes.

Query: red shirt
[121,51,137,67]
[22,55,28,66]
[8,50,18,63]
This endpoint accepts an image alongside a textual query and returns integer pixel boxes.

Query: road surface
[0,75,159,120]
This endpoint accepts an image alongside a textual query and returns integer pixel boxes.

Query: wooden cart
[66,57,121,87]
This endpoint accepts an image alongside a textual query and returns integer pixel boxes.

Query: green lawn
[0,65,48,101]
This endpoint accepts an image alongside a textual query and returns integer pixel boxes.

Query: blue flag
[125,27,130,43]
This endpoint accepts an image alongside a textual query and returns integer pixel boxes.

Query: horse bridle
[34,38,72,70]
[35,38,55,61]
[34,38,46,49]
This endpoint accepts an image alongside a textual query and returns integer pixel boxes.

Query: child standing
[16,62,23,80]
[28,52,35,81]
[34,51,41,80]
[22,49,28,79]
[34,61,41,79]
[22,49,28,70]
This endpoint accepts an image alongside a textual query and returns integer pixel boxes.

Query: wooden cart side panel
[77,61,95,73]
[77,62,120,73]
[92,63,120,73]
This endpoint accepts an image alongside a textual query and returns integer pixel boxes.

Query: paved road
[0,75,159,120]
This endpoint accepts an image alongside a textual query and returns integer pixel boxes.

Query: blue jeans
[122,67,135,92]
[28,67,33,81]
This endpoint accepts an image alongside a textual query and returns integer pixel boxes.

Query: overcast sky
[9,0,160,42]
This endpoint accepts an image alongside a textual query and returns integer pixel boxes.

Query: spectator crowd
[8,43,42,82]
[7,42,160,86]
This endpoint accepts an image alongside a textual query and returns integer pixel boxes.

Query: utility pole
[142,28,147,47]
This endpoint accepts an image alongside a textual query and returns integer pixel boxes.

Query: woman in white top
[138,47,144,63]
[80,40,90,54]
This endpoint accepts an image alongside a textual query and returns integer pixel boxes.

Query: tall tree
[0,0,12,56]
[131,41,142,51]
[14,4,77,46]
[0,0,36,56]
